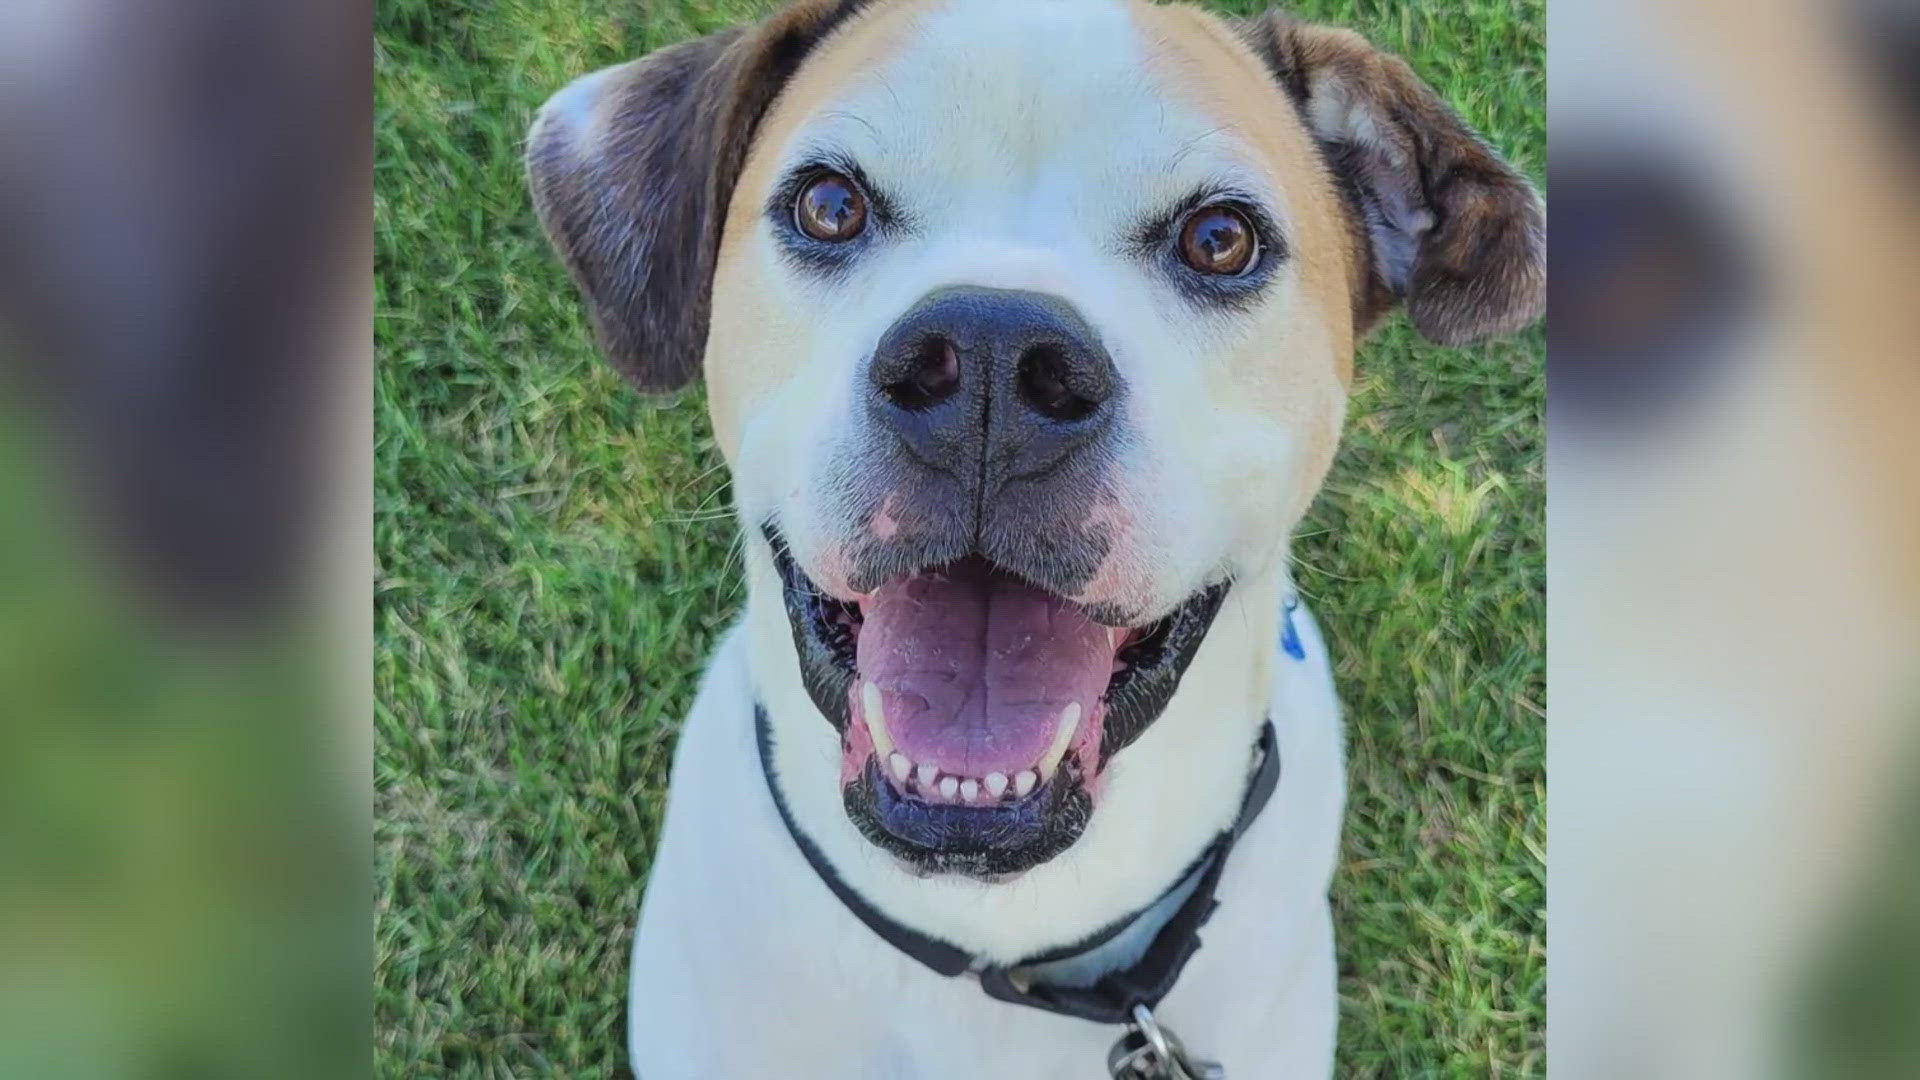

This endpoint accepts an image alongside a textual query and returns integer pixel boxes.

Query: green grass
[374,0,1544,1075]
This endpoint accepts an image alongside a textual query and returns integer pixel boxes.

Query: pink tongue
[856,558,1112,776]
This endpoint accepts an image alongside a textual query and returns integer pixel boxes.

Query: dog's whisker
[658,509,737,526]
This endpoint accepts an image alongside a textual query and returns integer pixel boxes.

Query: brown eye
[794,170,868,242]
[1178,204,1258,275]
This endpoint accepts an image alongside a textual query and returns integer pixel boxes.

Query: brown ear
[526,0,871,391]
[1240,13,1545,345]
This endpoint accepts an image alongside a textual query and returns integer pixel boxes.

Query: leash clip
[1107,1003,1226,1080]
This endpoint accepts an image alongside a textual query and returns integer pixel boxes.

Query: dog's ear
[1240,13,1545,345]
[527,1,868,391]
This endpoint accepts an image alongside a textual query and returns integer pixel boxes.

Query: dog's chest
[628,616,1345,1076]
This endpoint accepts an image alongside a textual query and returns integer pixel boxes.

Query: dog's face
[532,0,1542,879]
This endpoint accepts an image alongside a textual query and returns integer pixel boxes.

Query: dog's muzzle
[832,287,1133,603]
[765,287,1228,878]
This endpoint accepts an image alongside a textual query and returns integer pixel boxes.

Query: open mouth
[768,527,1227,878]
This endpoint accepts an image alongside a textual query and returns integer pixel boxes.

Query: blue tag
[1281,596,1305,661]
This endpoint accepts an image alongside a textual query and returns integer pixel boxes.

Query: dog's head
[531,0,1541,880]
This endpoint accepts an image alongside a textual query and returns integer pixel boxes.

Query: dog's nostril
[1017,344,1099,422]
[882,336,961,411]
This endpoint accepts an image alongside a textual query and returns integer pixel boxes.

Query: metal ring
[1131,1003,1174,1067]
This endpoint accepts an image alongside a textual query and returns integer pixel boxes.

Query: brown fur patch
[1238,11,1546,345]
[1134,2,1357,381]
[525,0,876,391]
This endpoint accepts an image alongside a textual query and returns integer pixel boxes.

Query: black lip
[844,757,1092,878]
[1099,578,1229,763]
[768,527,859,733]
[765,524,1228,877]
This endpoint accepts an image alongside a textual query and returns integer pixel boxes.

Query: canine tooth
[984,772,1009,798]
[1014,770,1038,797]
[861,683,894,758]
[889,753,912,783]
[1037,702,1082,777]
[938,776,959,800]
[917,763,940,789]
[960,778,980,802]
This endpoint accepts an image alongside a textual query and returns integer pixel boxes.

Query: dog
[528,0,1542,1074]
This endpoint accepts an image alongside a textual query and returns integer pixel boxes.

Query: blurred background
[1550,0,1920,1075]
[0,0,369,1077]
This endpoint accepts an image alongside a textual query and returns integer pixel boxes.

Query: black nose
[867,287,1120,486]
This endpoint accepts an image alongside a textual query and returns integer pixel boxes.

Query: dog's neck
[744,555,1286,963]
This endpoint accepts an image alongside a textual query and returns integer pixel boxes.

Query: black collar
[754,704,1280,1026]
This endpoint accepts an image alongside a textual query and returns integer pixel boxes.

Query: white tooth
[861,683,893,758]
[938,776,959,800]
[1014,770,1038,797]
[889,753,912,783]
[917,763,940,789]
[984,772,1009,798]
[960,778,980,802]
[1037,702,1083,778]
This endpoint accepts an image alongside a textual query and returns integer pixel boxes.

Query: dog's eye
[794,171,868,242]
[1177,204,1257,275]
